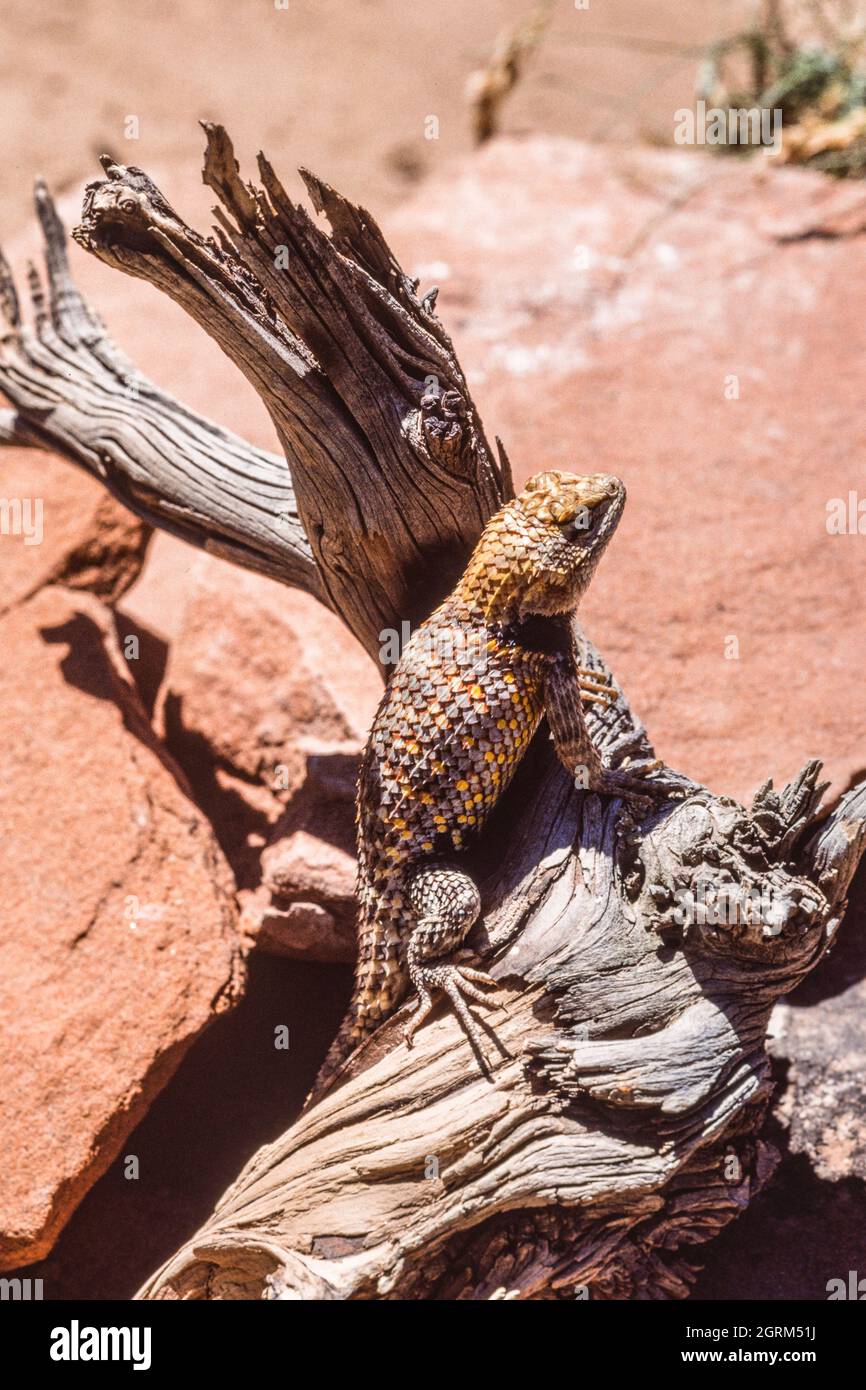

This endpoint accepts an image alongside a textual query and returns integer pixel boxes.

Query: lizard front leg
[403,862,497,1067]
[544,651,667,810]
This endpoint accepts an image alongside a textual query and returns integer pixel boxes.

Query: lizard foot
[404,960,498,1062]
[404,864,497,1068]
[596,762,678,815]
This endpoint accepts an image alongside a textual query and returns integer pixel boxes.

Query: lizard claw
[404,961,497,1061]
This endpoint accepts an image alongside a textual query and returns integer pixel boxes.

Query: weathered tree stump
[1,130,863,1299]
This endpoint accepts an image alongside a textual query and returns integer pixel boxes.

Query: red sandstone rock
[117,533,380,916]
[243,827,358,962]
[248,898,354,964]
[261,828,357,905]
[0,587,242,1270]
[771,874,866,1184]
[0,450,149,615]
[122,536,380,815]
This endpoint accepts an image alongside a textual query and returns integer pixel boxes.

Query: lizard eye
[559,505,593,539]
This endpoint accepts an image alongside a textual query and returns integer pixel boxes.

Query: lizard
[311,469,669,1100]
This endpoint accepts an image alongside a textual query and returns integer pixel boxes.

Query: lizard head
[463,470,626,621]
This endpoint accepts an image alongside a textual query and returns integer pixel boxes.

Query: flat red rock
[0,588,242,1269]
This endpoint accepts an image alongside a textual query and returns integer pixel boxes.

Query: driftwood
[2,130,864,1300]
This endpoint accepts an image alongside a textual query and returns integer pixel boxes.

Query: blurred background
[1,0,865,1300]
[2,0,758,229]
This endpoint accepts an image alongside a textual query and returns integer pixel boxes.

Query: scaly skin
[311,470,666,1098]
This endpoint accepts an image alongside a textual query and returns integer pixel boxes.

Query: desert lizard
[312,470,668,1097]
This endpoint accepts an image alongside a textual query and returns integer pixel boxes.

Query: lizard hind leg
[403,863,497,1064]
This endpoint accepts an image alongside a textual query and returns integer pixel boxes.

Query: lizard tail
[304,900,408,1108]
[305,1012,370,1108]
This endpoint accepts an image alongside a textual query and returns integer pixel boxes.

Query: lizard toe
[406,960,497,1069]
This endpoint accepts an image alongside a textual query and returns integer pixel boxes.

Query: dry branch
[132,764,865,1300]
[73,127,505,660]
[0,183,319,599]
[1,133,864,1299]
